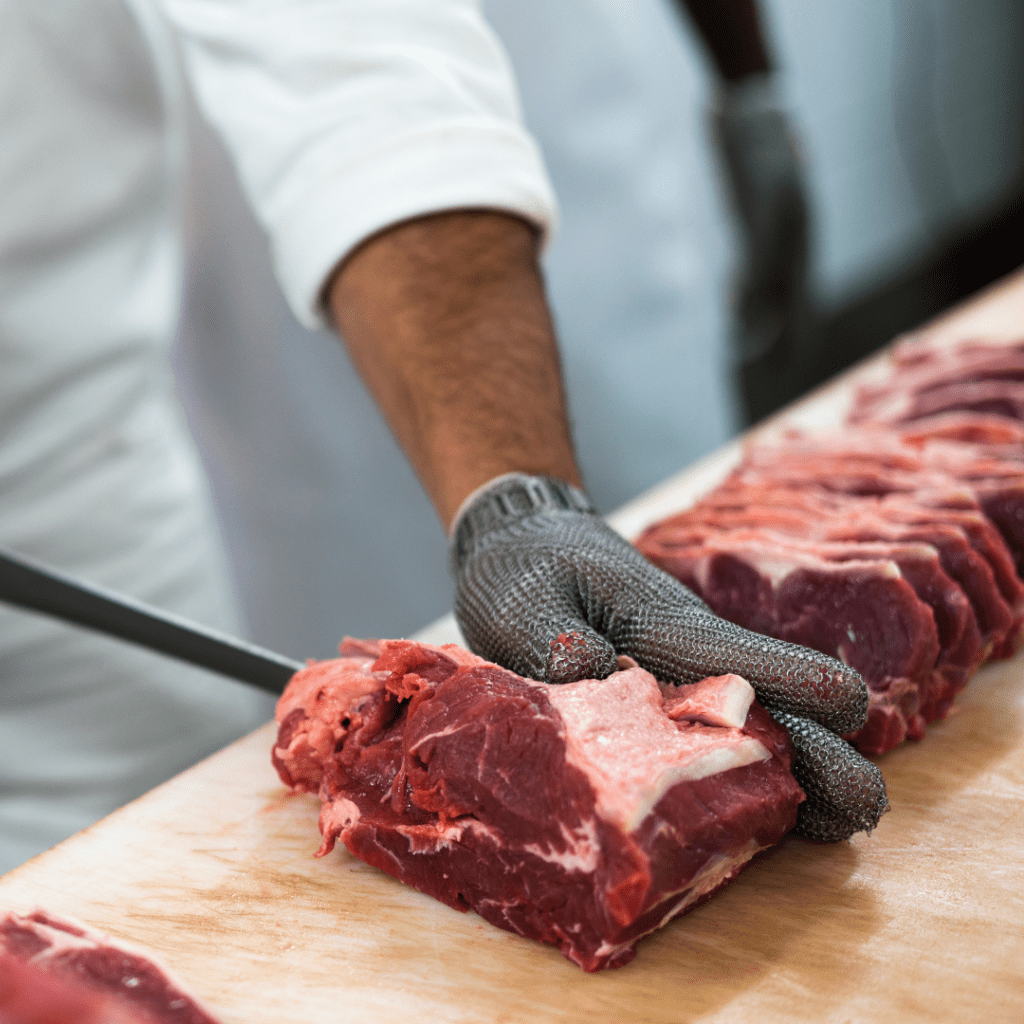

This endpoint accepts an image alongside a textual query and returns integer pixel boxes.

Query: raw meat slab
[271,639,803,972]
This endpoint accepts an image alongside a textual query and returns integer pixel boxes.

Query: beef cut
[850,340,1024,425]
[673,478,1020,651]
[0,910,221,1024]
[272,638,804,972]
[636,340,1024,758]
[636,528,956,753]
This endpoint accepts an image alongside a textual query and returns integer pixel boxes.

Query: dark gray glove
[451,474,888,842]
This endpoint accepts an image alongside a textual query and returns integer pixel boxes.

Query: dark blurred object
[673,1,812,427]
[675,1,1024,427]
[711,77,811,425]
[781,0,1024,419]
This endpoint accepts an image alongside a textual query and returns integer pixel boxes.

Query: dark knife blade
[0,547,304,695]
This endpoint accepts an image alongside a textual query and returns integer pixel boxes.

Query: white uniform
[0,0,555,872]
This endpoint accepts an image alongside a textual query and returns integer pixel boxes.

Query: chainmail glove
[451,474,888,841]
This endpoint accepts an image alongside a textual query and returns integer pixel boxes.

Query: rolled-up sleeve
[158,0,558,328]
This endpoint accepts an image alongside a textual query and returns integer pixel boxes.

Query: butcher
[0,0,883,873]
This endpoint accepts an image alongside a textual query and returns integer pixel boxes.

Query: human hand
[451,474,888,841]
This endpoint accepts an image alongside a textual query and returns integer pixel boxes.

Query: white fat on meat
[523,818,601,874]
[317,797,361,855]
[689,543,903,593]
[665,673,755,729]
[547,667,770,833]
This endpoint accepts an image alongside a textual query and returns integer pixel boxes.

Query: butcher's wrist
[449,473,594,570]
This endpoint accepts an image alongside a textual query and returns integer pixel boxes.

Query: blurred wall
[766,0,1024,308]
[173,0,1024,660]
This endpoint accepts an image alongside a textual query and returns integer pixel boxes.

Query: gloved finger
[464,611,617,687]
[615,601,869,736]
[545,624,619,686]
[768,710,889,841]
[454,554,617,684]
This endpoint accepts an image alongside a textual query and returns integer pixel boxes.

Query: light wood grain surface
[3,270,1023,1023]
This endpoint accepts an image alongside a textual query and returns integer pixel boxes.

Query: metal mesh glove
[769,711,889,842]
[451,474,888,841]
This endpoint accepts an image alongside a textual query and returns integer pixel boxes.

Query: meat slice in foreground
[0,909,222,1024]
[272,639,804,972]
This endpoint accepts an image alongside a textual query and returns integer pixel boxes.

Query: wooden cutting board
[2,269,1023,1022]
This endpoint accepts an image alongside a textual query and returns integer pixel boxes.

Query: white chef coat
[0,0,555,872]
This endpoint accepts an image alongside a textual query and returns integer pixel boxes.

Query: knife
[0,547,304,695]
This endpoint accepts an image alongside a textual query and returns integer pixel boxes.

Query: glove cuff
[449,473,594,574]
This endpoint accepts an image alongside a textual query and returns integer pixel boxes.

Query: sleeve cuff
[268,120,559,330]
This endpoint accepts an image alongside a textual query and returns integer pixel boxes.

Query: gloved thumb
[544,622,618,685]
[454,563,618,684]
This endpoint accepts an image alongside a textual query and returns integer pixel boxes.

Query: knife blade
[0,547,304,695]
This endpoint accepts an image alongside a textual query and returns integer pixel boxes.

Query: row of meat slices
[636,339,1024,755]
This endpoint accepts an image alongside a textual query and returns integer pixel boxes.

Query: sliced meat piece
[896,411,1024,449]
[726,444,1024,646]
[0,953,134,1024]
[974,481,1024,589]
[272,640,803,972]
[639,343,1024,759]
[912,439,1024,587]
[876,496,1024,639]
[647,483,1012,659]
[0,910,221,1024]
[890,338,1024,371]
[851,340,1024,424]
[729,454,959,500]
[706,530,976,718]
[639,532,940,754]
[871,379,1024,423]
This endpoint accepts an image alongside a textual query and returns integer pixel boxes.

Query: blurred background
[172,0,1024,661]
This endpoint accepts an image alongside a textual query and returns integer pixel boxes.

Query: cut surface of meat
[636,383,1024,757]
[897,410,1024,448]
[272,639,803,972]
[645,499,989,677]
[636,529,947,754]
[0,910,221,1024]
[734,434,1024,637]
[850,340,1024,424]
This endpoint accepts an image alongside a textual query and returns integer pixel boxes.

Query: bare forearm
[328,210,581,530]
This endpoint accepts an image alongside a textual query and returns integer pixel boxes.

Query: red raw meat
[670,479,1018,655]
[897,411,1024,448]
[645,492,992,669]
[850,340,1024,424]
[636,529,949,754]
[912,438,1024,582]
[768,424,1024,608]
[735,435,1024,639]
[272,639,803,972]
[636,389,1024,757]
[0,910,221,1024]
